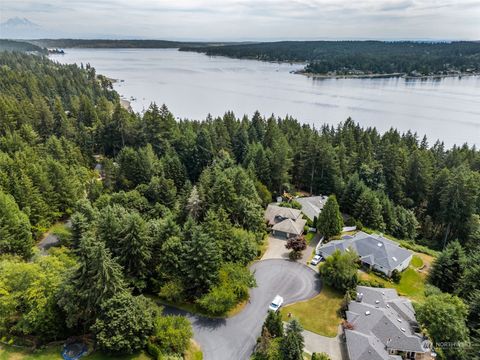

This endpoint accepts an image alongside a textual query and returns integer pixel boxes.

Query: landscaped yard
[0,345,151,360]
[280,285,343,337]
[359,265,427,302]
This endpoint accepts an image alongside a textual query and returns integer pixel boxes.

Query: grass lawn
[411,255,424,268]
[305,232,315,245]
[0,344,151,360]
[185,340,203,360]
[280,285,343,337]
[359,266,427,302]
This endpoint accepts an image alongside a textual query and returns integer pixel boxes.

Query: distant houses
[345,286,431,360]
[264,204,306,239]
[317,231,412,277]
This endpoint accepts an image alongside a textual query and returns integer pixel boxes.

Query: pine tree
[59,236,126,329]
[280,319,304,360]
[264,310,284,338]
[117,212,151,290]
[317,195,343,239]
[428,240,466,293]
[0,191,33,259]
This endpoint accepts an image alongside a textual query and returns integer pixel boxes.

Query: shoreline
[120,98,132,112]
[295,70,479,80]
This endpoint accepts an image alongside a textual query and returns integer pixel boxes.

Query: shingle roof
[318,231,412,272]
[296,196,329,221]
[272,218,307,235]
[264,204,302,226]
[345,286,426,360]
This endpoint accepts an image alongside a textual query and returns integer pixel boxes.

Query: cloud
[0,0,479,40]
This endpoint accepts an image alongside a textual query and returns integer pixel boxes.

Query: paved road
[165,259,321,360]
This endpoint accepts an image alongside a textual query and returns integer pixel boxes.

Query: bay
[51,48,480,147]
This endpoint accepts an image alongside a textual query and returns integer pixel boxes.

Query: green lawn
[411,255,424,268]
[0,344,151,360]
[359,266,426,302]
[305,232,315,245]
[280,285,343,337]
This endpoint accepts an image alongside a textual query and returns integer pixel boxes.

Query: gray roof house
[345,286,431,360]
[265,204,306,239]
[317,231,413,276]
[296,195,329,221]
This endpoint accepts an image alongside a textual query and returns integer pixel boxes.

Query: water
[51,48,480,147]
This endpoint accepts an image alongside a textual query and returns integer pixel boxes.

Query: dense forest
[0,51,479,359]
[181,40,480,76]
[28,39,236,49]
[0,39,47,54]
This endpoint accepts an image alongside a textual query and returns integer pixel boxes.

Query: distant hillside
[180,40,480,76]
[0,39,47,54]
[29,39,237,49]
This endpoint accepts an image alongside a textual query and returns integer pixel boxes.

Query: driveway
[303,326,344,360]
[164,259,321,360]
[263,233,322,268]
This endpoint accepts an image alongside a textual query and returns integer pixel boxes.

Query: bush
[159,280,185,303]
[197,263,256,315]
[278,200,301,209]
[197,284,237,315]
[312,352,331,360]
[358,279,385,288]
[289,250,302,260]
[148,315,193,355]
[391,269,401,283]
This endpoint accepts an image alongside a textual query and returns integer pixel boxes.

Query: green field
[280,285,343,337]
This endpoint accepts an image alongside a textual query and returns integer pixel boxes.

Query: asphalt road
[164,259,322,360]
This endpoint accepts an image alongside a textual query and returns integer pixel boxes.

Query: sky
[1,0,480,41]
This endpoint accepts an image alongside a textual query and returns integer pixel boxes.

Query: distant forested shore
[4,38,480,77]
[180,40,480,77]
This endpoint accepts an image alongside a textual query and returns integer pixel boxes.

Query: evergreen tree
[317,195,343,239]
[182,228,222,296]
[428,240,466,293]
[280,319,304,360]
[354,189,384,230]
[59,236,126,329]
[264,310,284,338]
[117,212,151,290]
[0,191,33,259]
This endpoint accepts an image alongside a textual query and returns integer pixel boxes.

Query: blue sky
[1,0,479,40]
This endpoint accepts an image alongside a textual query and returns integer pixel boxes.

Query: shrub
[159,280,185,303]
[312,352,331,360]
[197,284,237,315]
[148,315,193,355]
[391,269,401,283]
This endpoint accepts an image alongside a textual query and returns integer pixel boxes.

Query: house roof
[264,204,302,226]
[296,196,329,221]
[272,218,307,235]
[345,286,426,360]
[318,231,412,273]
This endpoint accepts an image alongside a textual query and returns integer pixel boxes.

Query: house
[296,195,328,222]
[265,204,306,239]
[317,231,412,277]
[345,286,431,360]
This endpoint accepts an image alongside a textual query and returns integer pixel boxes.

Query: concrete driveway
[164,259,321,360]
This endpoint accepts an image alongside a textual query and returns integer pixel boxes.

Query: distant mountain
[0,17,44,39]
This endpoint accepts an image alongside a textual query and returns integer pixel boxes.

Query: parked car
[269,295,284,312]
[310,255,323,266]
